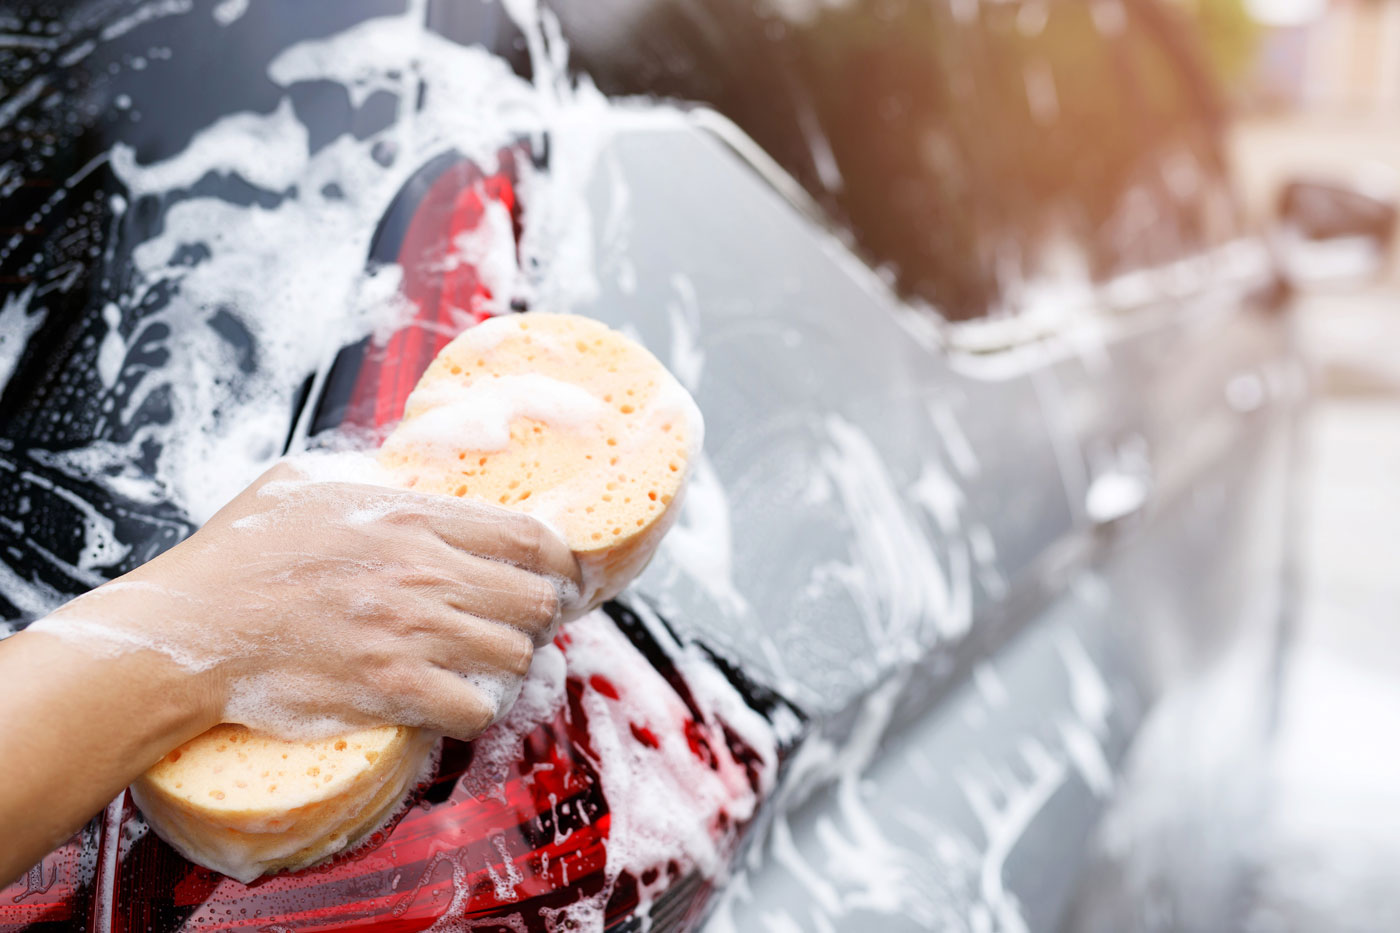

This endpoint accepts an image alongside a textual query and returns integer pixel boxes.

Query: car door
[543,3,1118,931]
[551,0,1297,930]
[1052,5,1302,929]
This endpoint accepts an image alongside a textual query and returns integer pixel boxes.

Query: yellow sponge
[132,725,436,881]
[381,312,701,607]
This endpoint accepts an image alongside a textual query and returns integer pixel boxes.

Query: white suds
[565,610,775,907]
[211,0,248,26]
[389,373,609,455]
[0,560,64,621]
[660,453,749,616]
[29,611,212,672]
[0,284,44,393]
[820,416,956,655]
[278,449,396,487]
[111,98,309,198]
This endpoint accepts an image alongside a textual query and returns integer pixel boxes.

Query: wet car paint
[558,118,1299,930]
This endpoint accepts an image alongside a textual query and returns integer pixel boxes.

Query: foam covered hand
[32,459,581,742]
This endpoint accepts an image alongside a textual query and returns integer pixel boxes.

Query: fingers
[422,611,535,677]
[408,498,581,591]
[434,557,562,644]
[399,666,506,741]
[257,474,581,592]
[388,543,563,644]
[191,465,580,741]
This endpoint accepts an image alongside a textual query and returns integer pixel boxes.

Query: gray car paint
[563,115,1299,930]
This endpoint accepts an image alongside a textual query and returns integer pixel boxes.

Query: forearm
[0,628,221,886]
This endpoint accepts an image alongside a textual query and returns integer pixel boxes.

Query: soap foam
[0,285,44,393]
[565,610,774,907]
[387,372,610,456]
[27,579,217,671]
[29,612,213,672]
[400,609,777,929]
[457,640,569,803]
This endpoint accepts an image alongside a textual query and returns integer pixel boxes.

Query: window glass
[1111,0,1243,255]
[784,0,1000,320]
[559,0,1239,319]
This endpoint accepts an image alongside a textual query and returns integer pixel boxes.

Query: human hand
[32,459,581,741]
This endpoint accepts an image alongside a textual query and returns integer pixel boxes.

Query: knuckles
[446,688,496,740]
[382,665,428,706]
[527,578,562,627]
[501,513,545,562]
[504,631,535,677]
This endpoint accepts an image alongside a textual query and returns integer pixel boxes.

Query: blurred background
[1187,0,1400,927]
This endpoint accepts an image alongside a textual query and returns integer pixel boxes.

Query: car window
[1110,0,1243,258]
[963,0,1240,302]
[560,0,1001,320]
[561,0,1233,322]
[781,1,1000,321]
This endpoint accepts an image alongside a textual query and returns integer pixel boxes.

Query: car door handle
[1085,469,1151,526]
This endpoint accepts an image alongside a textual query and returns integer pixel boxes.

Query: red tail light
[349,151,524,431]
[0,833,93,929]
[1,149,780,933]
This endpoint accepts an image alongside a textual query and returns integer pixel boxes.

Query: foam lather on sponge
[134,313,702,882]
[381,313,702,608]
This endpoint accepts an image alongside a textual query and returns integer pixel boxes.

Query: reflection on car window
[564,0,1239,322]
[785,0,997,321]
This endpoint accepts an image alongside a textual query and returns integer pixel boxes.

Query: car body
[0,0,1301,930]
